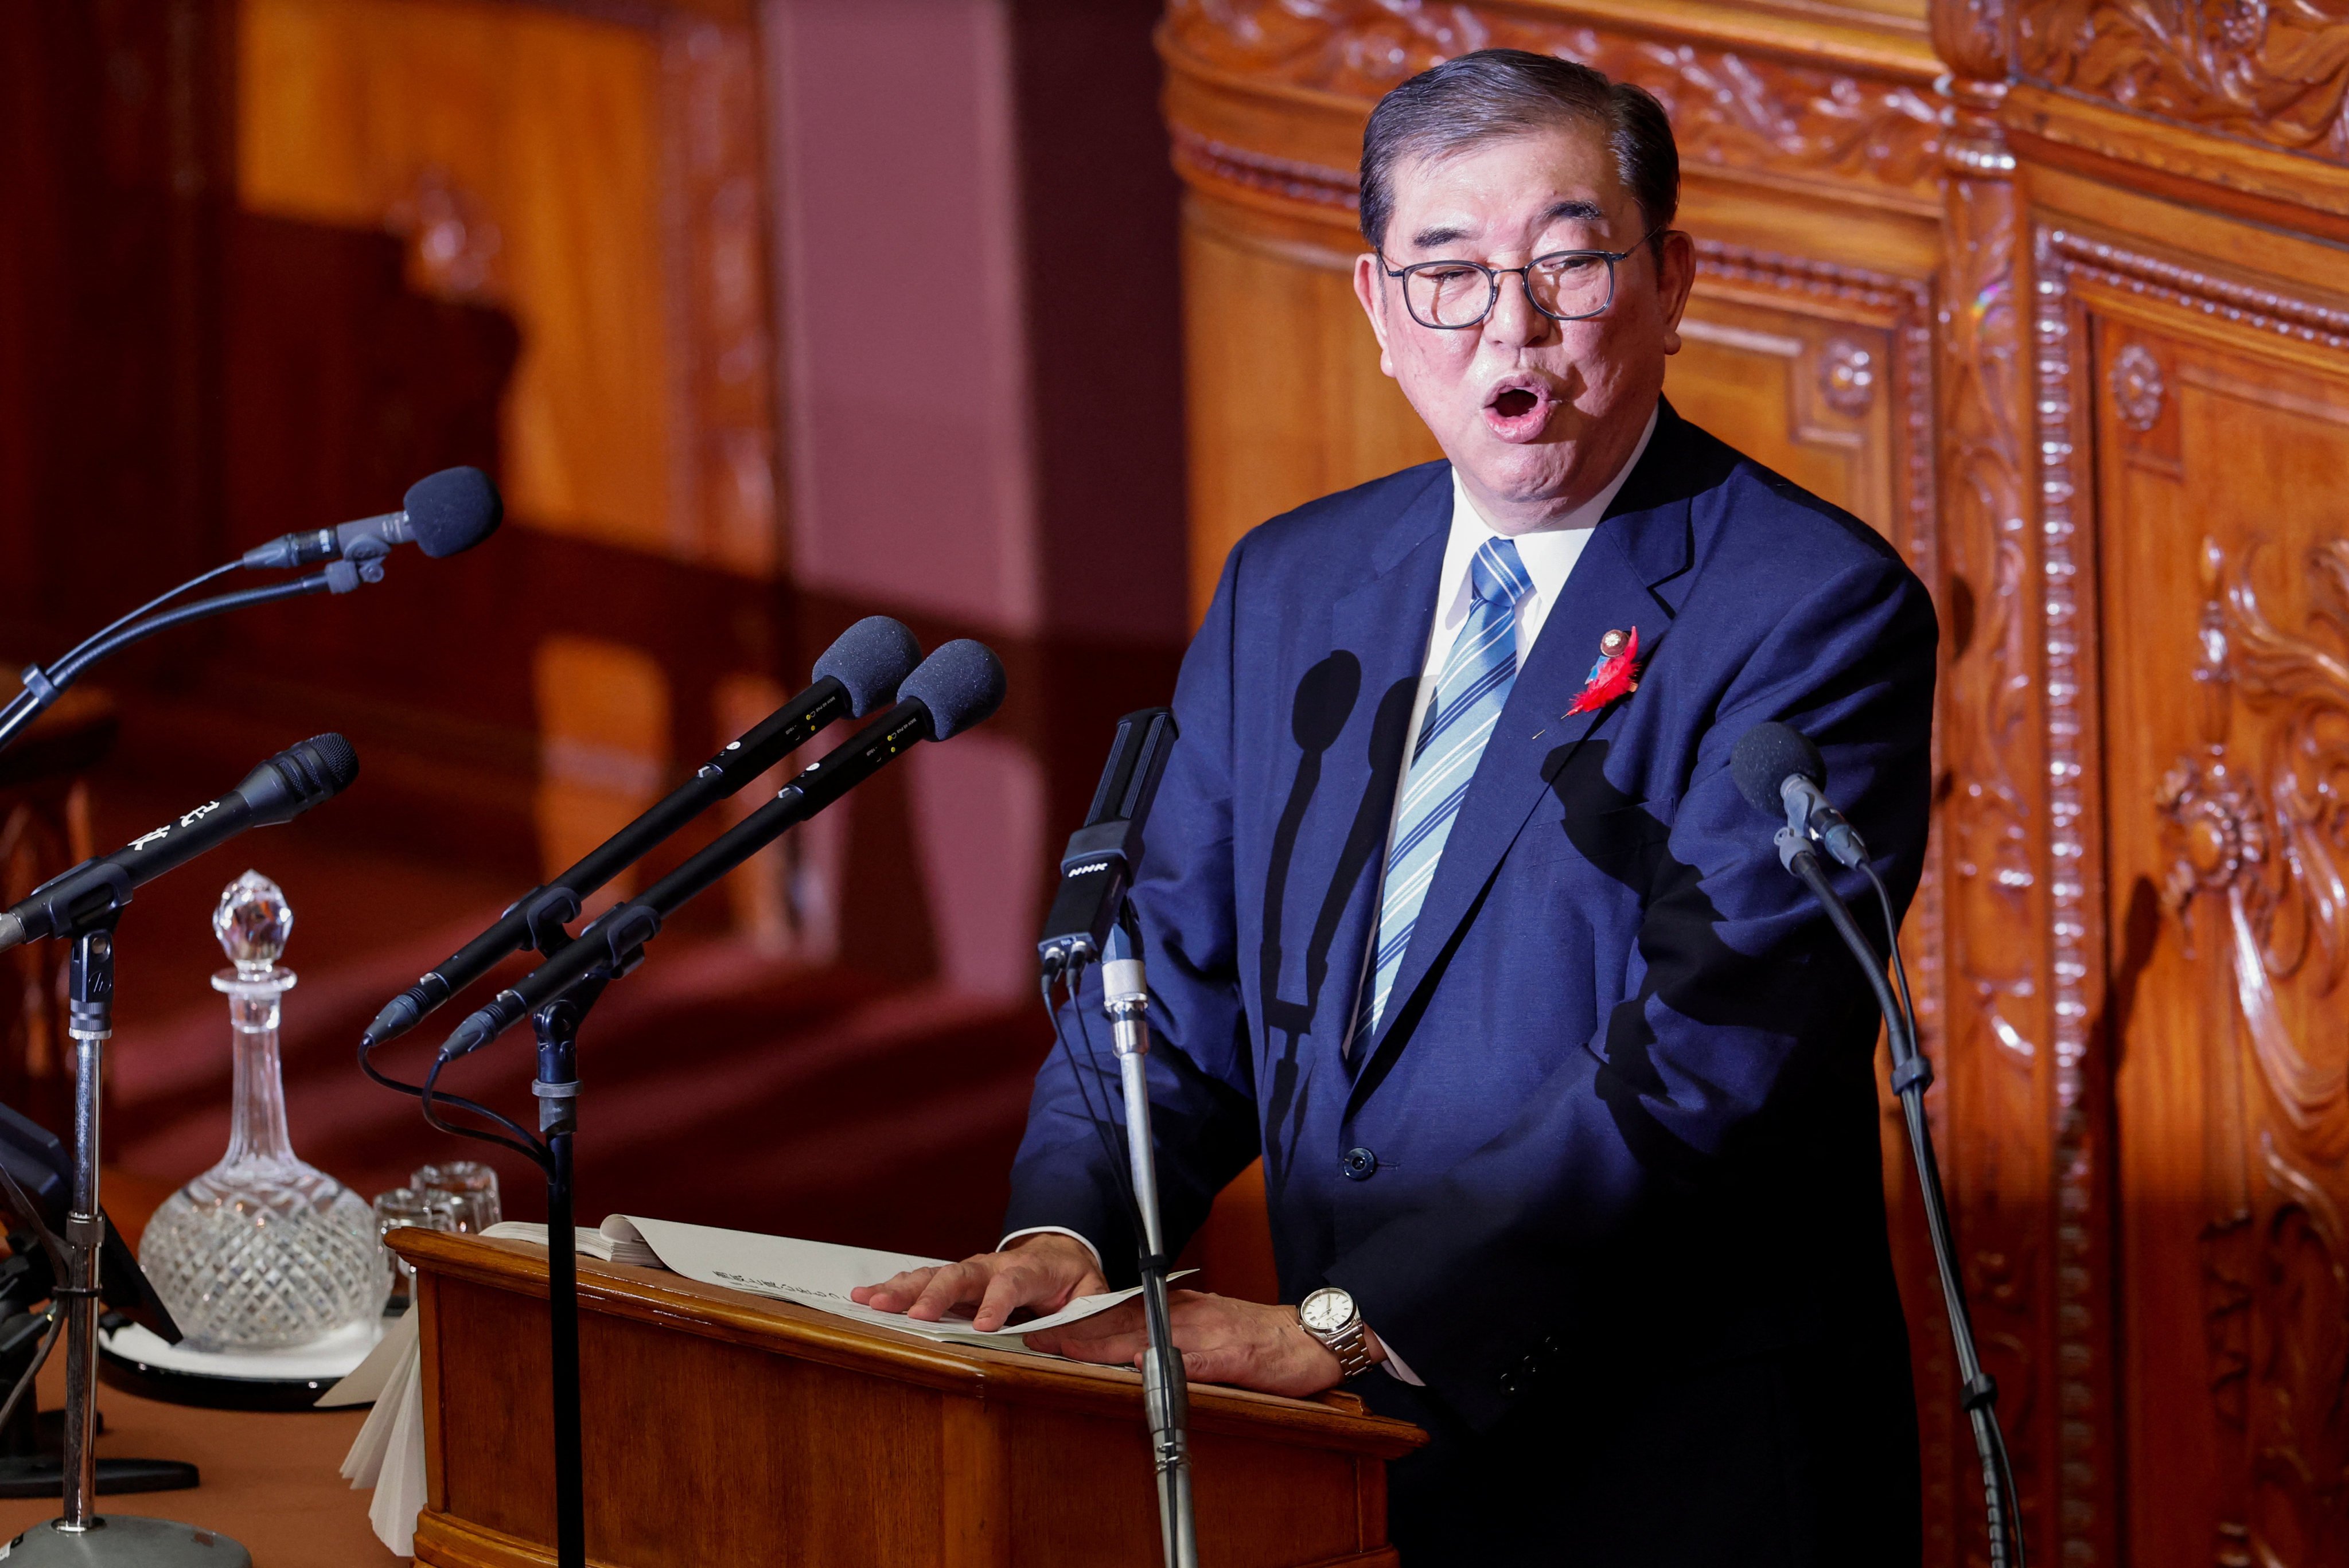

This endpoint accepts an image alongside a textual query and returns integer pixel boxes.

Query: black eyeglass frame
[1377,225,1671,330]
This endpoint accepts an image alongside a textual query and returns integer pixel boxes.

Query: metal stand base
[0,1515,250,1566]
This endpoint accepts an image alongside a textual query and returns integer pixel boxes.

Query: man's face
[1353,122,1694,533]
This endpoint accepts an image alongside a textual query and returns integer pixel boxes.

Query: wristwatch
[1299,1286,1376,1378]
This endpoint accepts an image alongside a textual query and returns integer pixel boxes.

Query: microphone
[361,616,924,1050]
[0,471,505,766]
[437,638,1006,1060]
[239,466,504,583]
[0,735,359,949]
[1729,721,1867,869]
[1037,707,1178,974]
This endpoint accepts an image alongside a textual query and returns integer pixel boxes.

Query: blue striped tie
[1355,537,1533,1049]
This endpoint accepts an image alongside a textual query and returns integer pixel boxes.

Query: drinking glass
[412,1161,502,1234]
[373,1186,459,1311]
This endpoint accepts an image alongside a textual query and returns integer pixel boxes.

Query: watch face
[1300,1288,1353,1335]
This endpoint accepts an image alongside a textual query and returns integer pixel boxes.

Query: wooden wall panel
[2051,232,2349,1568]
[1672,307,1896,524]
[1178,196,1438,620]
[237,0,672,555]
[128,0,790,886]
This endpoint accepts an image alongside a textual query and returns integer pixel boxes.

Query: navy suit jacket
[1006,403,1935,1561]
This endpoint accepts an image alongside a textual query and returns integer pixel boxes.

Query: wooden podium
[394,1230,1425,1567]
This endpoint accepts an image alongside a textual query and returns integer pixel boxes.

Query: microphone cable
[367,1015,558,1176]
[0,1159,68,1449]
[46,560,241,676]
[0,570,338,754]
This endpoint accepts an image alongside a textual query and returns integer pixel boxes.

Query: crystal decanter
[138,871,380,1349]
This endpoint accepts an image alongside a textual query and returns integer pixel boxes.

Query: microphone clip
[1774,826,1811,875]
[322,557,387,595]
[516,886,583,956]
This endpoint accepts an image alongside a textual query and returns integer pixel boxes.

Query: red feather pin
[1565,626,1640,716]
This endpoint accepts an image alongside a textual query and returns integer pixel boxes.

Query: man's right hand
[850,1232,1107,1332]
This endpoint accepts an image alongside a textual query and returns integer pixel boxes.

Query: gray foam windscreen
[901,639,1007,740]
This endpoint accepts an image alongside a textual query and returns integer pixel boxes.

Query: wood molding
[2047,226,2349,356]
[1163,0,1941,91]
[415,1510,1405,1568]
[2027,219,2120,1568]
[1931,78,2093,1563]
[2005,81,2349,243]
[1167,122,1358,219]
[1686,236,1938,594]
[1158,0,1946,217]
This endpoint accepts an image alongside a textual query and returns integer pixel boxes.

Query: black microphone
[1037,707,1178,974]
[1729,721,1867,869]
[239,466,504,583]
[435,639,1007,1060]
[0,735,359,950]
[361,616,924,1050]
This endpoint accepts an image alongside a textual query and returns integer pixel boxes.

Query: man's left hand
[1023,1290,1376,1397]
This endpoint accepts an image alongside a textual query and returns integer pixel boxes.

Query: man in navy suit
[858,49,1933,1565]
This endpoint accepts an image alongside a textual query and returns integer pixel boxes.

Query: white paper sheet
[328,1308,426,1555]
[317,1306,419,1409]
[368,1351,427,1557]
[618,1215,1178,1348]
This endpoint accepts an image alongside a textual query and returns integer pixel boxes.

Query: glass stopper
[214,869,293,978]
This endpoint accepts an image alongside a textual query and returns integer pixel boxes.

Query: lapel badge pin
[1565,626,1640,716]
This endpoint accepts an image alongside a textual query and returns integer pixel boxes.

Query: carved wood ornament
[2019,0,2349,159]
[2162,540,2349,1152]
[1162,0,1943,208]
[2157,536,2349,1562]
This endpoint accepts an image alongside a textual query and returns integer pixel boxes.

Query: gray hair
[1359,50,1678,259]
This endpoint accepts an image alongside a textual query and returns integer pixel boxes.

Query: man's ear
[1654,228,1697,357]
[1353,251,1399,379]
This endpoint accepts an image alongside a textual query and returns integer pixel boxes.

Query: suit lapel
[1344,403,1702,1114]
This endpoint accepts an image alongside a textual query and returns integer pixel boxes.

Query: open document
[477,1215,1176,1349]
[613,1215,1172,1348]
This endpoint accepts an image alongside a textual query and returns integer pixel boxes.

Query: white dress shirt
[1006,405,1660,1388]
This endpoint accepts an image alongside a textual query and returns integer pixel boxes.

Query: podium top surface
[396,1229,1427,1460]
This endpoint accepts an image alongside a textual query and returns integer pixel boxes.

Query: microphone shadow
[1547,740,1880,1188]
[1255,653,1416,1207]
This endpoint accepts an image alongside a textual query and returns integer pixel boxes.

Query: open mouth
[1482,379,1556,442]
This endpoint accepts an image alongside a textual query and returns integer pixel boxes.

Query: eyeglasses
[1378,226,1668,330]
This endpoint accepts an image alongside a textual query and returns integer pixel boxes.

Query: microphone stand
[408,748,878,1568]
[1773,829,2023,1568]
[412,773,846,1568]
[1098,911,1197,1568]
[5,925,254,1566]
[416,960,609,1568]
[529,978,603,1568]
